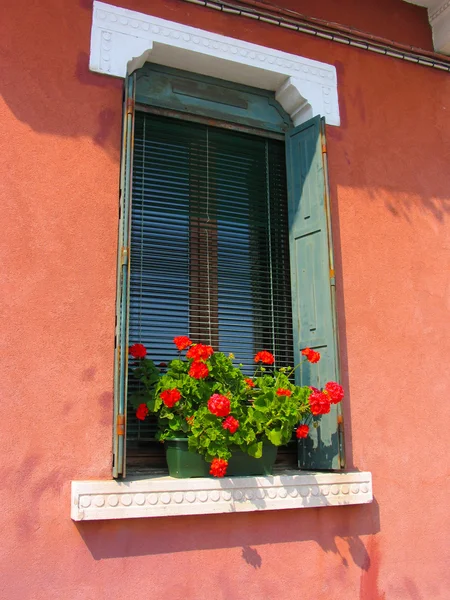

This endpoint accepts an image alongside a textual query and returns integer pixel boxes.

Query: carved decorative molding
[90,1,340,126]
[72,471,372,520]
[429,0,450,22]
[406,0,450,54]
[430,1,450,54]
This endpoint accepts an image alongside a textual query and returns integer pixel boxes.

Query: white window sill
[71,470,372,520]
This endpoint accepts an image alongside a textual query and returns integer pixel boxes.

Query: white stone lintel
[71,470,372,520]
[90,1,340,126]
[430,1,450,55]
[403,1,450,54]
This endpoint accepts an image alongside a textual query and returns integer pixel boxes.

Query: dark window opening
[126,111,295,472]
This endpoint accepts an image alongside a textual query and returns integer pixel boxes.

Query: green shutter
[286,116,344,470]
[113,73,135,478]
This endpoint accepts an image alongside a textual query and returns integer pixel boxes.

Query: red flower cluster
[222,415,239,434]
[187,344,214,361]
[276,388,292,397]
[173,336,192,351]
[245,378,255,388]
[136,403,149,421]
[185,415,195,426]
[301,347,321,363]
[210,458,228,477]
[189,361,209,379]
[324,381,344,404]
[160,388,182,408]
[296,424,309,439]
[309,391,331,415]
[208,393,231,417]
[129,343,147,359]
[254,350,275,365]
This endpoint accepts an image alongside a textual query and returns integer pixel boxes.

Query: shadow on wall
[75,497,380,567]
[1,1,449,225]
[328,59,450,222]
[0,2,122,161]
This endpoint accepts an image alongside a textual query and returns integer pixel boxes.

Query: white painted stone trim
[430,1,450,54]
[90,1,340,126]
[71,471,372,520]
[404,0,450,54]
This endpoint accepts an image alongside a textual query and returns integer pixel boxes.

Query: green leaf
[247,441,263,458]
[252,410,266,424]
[253,397,268,411]
[243,429,256,444]
[266,428,283,446]
[128,391,149,409]
[188,437,198,451]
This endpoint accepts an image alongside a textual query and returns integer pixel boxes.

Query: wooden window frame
[114,65,343,478]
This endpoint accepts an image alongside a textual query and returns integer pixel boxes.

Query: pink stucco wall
[1,1,449,599]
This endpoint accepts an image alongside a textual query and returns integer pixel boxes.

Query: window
[127,111,295,471]
[113,64,343,477]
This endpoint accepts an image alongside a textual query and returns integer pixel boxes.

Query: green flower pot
[164,438,278,478]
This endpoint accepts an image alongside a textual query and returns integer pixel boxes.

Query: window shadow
[2,2,449,214]
[1,0,122,160]
[75,495,380,565]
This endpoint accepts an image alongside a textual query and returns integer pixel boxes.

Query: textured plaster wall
[1,1,449,599]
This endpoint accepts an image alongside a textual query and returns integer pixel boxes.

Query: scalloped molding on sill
[90,1,340,126]
[71,471,372,520]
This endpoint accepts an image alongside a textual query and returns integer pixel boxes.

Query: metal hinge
[321,142,327,154]
[126,97,134,116]
[330,268,336,286]
[121,246,129,266]
[117,414,125,437]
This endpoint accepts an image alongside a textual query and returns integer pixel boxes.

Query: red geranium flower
[309,351,321,363]
[276,388,292,397]
[208,393,231,417]
[324,381,344,404]
[222,415,239,434]
[244,378,255,388]
[301,348,321,363]
[210,458,228,477]
[129,343,147,359]
[185,416,195,426]
[160,388,182,408]
[296,424,309,439]
[173,336,192,351]
[188,361,209,379]
[309,391,331,415]
[254,350,275,365]
[186,343,214,361]
[136,403,149,421]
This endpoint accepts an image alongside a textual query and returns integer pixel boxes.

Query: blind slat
[127,112,294,440]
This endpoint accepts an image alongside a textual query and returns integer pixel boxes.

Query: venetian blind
[127,111,294,441]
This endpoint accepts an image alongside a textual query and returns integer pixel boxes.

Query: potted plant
[129,337,344,478]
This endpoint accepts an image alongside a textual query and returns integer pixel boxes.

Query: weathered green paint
[113,73,135,478]
[286,116,343,470]
[135,63,291,135]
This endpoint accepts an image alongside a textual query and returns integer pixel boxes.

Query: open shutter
[286,116,344,470]
[113,73,135,477]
